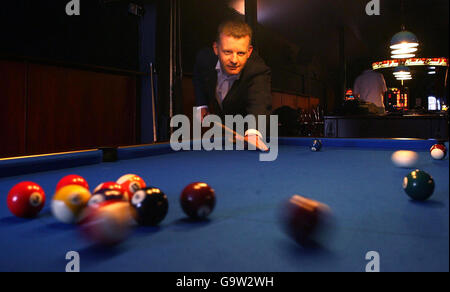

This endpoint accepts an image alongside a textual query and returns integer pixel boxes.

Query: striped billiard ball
[430,144,447,160]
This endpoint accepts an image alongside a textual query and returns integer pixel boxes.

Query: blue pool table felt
[0,141,448,272]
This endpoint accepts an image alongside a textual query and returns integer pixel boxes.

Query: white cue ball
[391,150,419,168]
[431,149,445,160]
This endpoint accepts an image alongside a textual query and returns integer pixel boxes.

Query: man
[353,67,388,114]
[193,20,272,150]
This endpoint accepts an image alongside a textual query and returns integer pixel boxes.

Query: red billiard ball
[79,201,134,246]
[280,195,333,247]
[93,182,124,194]
[116,174,147,201]
[180,182,216,220]
[55,175,89,192]
[430,144,447,160]
[7,182,46,218]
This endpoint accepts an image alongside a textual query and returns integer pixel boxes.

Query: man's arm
[246,69,272,118]
[246,67,273,135]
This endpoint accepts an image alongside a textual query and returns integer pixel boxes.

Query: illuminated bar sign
[429,58,449,66]
[373,58,448,70]
[373,60,400,70]
[405,58,426,66]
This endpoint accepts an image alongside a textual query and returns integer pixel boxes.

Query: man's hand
[245,134,269,152]
[200,107,209,123]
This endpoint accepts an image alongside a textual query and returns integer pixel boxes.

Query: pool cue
[212,121,268,152]
[150,62,157,142]
[169,0,174,135]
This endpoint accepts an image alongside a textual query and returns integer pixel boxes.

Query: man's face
[213,34,253,76]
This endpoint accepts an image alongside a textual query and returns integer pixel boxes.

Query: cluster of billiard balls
[7,174,216,246]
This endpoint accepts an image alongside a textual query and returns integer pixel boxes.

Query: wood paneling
[297,97,309,111]
[1,60,138,158]
[0,61,26,158]
[272,92,283,110]
[27,64,137,155]
[309,97,320,108]
[281,95,297,109]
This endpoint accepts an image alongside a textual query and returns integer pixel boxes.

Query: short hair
[216,20,253,44]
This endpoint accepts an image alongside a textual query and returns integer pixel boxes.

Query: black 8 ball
[131,187,169,226]
[180,182,216,220]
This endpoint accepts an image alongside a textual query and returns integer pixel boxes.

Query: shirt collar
[216,61,241,80]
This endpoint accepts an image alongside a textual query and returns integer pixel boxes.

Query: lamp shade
[393,66,412,80]
[390,31,419,50]
[393,66,411,74]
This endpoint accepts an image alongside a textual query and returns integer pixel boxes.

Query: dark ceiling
[254,0,449,62]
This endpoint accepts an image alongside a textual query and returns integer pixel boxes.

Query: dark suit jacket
[193,48,273,130]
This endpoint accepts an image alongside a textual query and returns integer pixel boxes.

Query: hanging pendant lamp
[393,66,412,81]
[390,0,419,59]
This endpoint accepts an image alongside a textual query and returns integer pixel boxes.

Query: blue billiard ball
[311,139,322,152]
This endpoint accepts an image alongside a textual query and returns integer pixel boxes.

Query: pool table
[0,138,448,272]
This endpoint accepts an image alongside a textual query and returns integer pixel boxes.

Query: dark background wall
[0,0,147,158]
[0,0,140,71]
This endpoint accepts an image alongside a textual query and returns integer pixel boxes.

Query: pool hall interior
[0,0,448,273]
